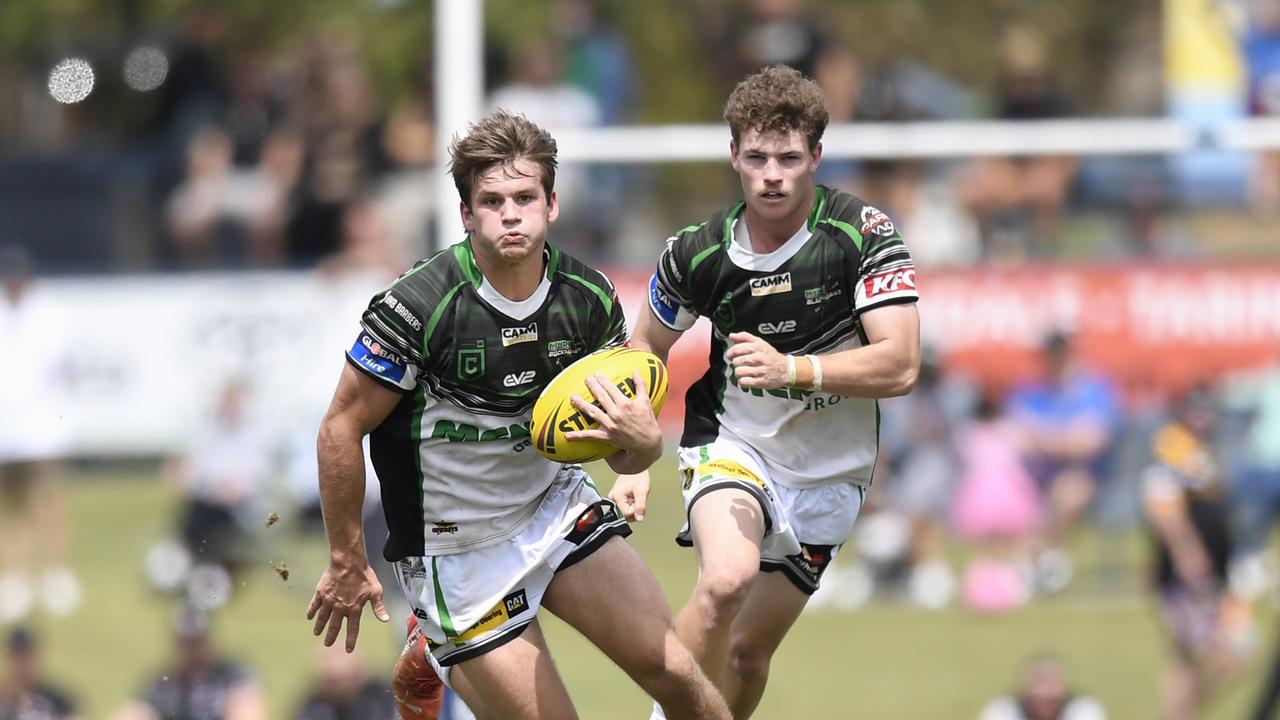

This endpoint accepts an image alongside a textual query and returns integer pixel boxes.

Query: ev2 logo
[503,370,537,387]
[757,320,796,335]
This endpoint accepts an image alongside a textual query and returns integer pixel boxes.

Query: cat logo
[503,370,537,387]
[501,323,538,346]
[757,320,797,335]
[749,272,792,296]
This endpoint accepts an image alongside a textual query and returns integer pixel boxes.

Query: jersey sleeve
[648,235,700,331]
[850,205,919,313]
[345,287,426,392]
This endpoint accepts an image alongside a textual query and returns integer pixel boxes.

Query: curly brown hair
[723,65,829,151]
[449,110,558,208]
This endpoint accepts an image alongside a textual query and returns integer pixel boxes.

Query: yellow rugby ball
[532,347,668,463]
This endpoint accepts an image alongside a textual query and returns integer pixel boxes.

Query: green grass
[21,459,1280,719]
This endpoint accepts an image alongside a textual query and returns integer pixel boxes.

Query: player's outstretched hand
[307,562,390,653]
[726,332,789,389]
[566,371,661,455]
[610,470,652,522]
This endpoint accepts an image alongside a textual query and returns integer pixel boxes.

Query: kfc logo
[864,269,916,298]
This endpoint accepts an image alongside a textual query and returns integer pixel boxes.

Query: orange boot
[392,615,444,720]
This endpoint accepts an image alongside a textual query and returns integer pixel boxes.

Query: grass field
[21,458,1279,719]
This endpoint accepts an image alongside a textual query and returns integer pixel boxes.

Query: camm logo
[501,323,538,346]
[749,272,793,296]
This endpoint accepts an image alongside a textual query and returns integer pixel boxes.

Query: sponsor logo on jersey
[431,420,531,443]
[348,332,407,383]
[381,294,423,331]
[457,339,486,380]
[503,589,529,617]
[547,339,577,358]
[456,595,522,642]
[697,459,764,490]
[859,206,896,237]
[864,268,917,299]
[663,238,684,282]
[757,320,797,335]
[431,522,459,535]
[805,286,844,306]
[713,291,736,326]
[502,370,537,387]
[649,273,681,326]
[749,272,793,296]
[501,323,538,347]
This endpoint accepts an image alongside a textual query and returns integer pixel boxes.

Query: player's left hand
[566,371,661,456]
[727,331,790,389]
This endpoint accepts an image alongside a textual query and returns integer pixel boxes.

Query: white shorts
[676,439,866,594]
[393,466,629,669]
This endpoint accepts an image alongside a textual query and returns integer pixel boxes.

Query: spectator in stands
[294,644,393,720]
[553,0,638,125]
[166,126,300,268]
[286,35,386,266]
[952,395,1042,614]
[1244,0,1280,214]
[155,379,271,610]
[1143,388,1252,720]
[1223,350,1280,601]
[1006,331,1120,594]
[957,25,1080,261]
[0,627,81,720]
[978,655,1107,720]
[487,39,602,256]
[0,245,81,622]
[111,606,266,720]
[879,350,974,608]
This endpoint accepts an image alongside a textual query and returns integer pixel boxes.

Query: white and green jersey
[346,239,628,558]
[648,186,917,490]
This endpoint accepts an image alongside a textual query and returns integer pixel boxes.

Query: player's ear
[546,190,559,224]
[729,139,741,171]
[810,141,823,170]
[459,200,474,233]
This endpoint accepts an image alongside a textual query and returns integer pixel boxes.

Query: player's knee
[695,568,754,615]
[728,641,772,682]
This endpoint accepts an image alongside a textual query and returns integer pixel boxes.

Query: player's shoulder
[665,204,740,253]
[813,186,901,247]
[548,245,621,310]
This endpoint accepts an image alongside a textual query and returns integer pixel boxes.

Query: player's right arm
[308,364,400,651]
[611,238,700,521]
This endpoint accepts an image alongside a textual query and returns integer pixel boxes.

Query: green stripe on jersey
[818,218,864,252]
[806,185,828,231]
[431,557,457,638]
[453,241,483,287]
[561,272,613,316]
[422,283,468,359]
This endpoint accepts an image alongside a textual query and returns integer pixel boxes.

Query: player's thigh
[453,618,577,720]
[729,571,810,662]
[543,535,678,674]
[688,487,766,580]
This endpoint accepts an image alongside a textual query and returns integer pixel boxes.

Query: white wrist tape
[786,355,797,386]
[806,355,823,392]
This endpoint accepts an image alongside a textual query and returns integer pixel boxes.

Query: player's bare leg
[452,619,577,720]
[721,572,809,718]
[676,488,766,687]
[543,535,731,720]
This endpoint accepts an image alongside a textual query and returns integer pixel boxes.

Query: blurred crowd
[2,0,1280,274]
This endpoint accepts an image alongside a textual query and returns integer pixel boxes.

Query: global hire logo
[749,272,792,296]
[501,322,538,346]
